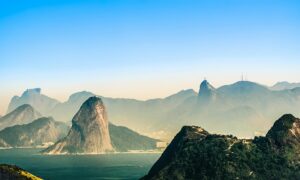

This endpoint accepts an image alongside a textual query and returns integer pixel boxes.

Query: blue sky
[0,0,300,114]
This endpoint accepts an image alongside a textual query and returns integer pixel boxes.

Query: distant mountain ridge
[7,88,60,115]
[0,117,68,148]
[0,104,41,130]
[6,80,300,140]
[143,114,300,179]
[271,81,300,91]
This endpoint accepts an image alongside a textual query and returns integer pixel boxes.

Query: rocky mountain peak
[179,126,209,140]
[43,96,114,154]
[199,80,215,92]
[266,114,300,147]
[198,80,217,103]
[146,126,209,178]
[79,96,104,110]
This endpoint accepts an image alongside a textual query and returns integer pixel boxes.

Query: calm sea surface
[0,148,161,180]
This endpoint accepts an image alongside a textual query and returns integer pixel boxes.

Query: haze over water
[0,148,160,180]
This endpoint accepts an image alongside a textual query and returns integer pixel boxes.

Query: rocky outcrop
[43,96,114,154]
[0,164,42,180]
[266,114,300,162]
[143,114,300,180]
[0,104,41,130]
[0,117,68,148]
[266,114,300,146]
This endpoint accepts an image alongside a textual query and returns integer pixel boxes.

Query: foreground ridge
[0,164,42,180]
[142,114,300,180]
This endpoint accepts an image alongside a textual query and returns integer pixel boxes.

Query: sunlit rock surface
[43,96,114,154]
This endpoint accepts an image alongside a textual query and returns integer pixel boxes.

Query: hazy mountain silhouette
[0,104,41,130]
[271,81,300,91]
[0,117,68,148]
[6,80,300,140]
[7,88,60,115]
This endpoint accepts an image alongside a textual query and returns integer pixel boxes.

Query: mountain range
[0,97,158,152]
[5,80,300,140]
[143,114,300,179]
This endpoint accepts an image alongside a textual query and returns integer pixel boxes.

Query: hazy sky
[0,0,300,115]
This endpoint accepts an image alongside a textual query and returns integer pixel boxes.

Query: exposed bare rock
[43,96,114,154]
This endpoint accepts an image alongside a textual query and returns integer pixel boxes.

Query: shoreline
[0,147,163,155]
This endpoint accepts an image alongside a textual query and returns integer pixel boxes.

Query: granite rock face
[43,96,114,154]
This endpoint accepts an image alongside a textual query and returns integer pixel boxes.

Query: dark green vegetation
[109,123,158,151]
[143,114,300,180]
[0,164,42,180]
